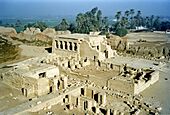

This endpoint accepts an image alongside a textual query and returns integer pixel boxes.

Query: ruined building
[0,33,160,115]
[1,58,67,98]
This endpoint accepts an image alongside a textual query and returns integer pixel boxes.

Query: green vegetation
[55,7,109,34]
[1,20,48,33]
[160,21,170,31]
[55,18,69,31]
[24,21,48,31]
[113,9,170,32]
[11,37,52,46]
[55,7,170,37]
[115,28,128,37]
[74,7,103,33]
[1,7,170,37]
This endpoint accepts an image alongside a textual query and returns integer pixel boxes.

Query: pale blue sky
[0,0,169,18]
[1,0,169,2]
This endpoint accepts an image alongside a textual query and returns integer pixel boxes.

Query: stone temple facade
[52,34,117,61]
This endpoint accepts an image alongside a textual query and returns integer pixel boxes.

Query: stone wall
[127,43,170,59]
[1,71,36,90]
[17,31,52,42]
[107,35,128,51]
[80,40,100,60]
[134,70,159,94]
[107,70,159,95]
[36,78,50,96]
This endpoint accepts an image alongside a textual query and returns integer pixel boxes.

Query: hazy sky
[0,0,170,18]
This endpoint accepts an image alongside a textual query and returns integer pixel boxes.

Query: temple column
[55,40,59,48]
[67,42,70,51]
[69,42,73,51]
[63,41,65,50]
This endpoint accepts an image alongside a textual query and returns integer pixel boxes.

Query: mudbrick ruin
[0,27,170,115]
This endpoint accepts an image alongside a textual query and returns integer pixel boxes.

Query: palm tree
[136,10,142,26]
[58,18,69,31]
[145,16,150,28]
[97,10,102,30]
[115,11,122,22]
[137,10,141,17]
[129,9,135,29]
[149,15,154,29]
[102,16,109,32]
[114,11,122,30]
[91,7,98,15]
[76,13,84,32]
[124,10,130,28]
[153,16,160,30]
[121,16,128,28]
[130,9,135,18]
[125,10,130,18]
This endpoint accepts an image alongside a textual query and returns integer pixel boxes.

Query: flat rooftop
[104,56,162,70]
[14,63,56,76]
[6,57,57,79]
[55,33,105,40]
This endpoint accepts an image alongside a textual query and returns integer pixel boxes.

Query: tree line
[1,7,170,37]
[55,7,170,36]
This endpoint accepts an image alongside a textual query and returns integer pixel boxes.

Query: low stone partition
[107,70,159,95]
[134,70,159,94]
[1,85,85,114]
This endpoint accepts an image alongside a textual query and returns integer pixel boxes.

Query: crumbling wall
[17,31,52,42]
[34,33,51,42]
[42,28,56,38]
[95,61,121,72]
[100,42,116,58]
[127,43,170,59]
[80,40,100,60]
[134,70,159,94]
[34,66,59,79]
[36,78,50,96]
[53,49,79,60]
[1,71,37,97]
[1,71,36,89]
[27,85,84,113]
[107,35,128,51]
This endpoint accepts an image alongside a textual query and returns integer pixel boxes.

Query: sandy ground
[0,81,28,111]
[19,44,49,57]
[32,103,85,115]
[105,56,163,70]
[127,32,169,43]
[141,62,170,115]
